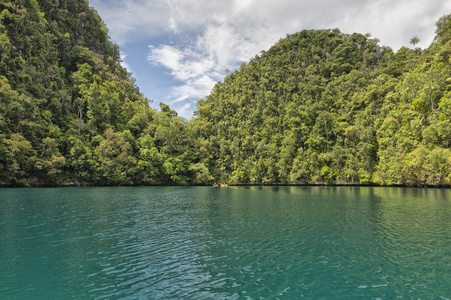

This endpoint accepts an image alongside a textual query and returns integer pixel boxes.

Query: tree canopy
[191,17,451,187]
[1,0,451,187]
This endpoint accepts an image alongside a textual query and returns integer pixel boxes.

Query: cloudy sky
[90,0,451,119]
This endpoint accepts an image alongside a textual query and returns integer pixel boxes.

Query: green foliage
[95,129,137,185]
[191,15,451,187]
[435,14,451,44]
[0,0,187,186]
[1,4,451,187]
[1,133,35,186]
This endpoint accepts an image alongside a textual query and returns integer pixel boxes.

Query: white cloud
[177,102,193,119]
[148,43,221,107]
[119,51,133,74]
[330,0,451,49]
[92,0,451,49]
[91,0,451,119]
[168,17,178,34]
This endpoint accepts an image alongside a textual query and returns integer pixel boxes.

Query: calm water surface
[1,186,451,299]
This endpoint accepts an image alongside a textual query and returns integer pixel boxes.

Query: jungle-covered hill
[1,0,451,187]
[191,15,451,187]
[0,0,187,186]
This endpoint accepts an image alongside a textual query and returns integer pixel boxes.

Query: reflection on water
[1,186,451,299]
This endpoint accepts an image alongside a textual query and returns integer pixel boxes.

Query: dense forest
[1,0,451,187]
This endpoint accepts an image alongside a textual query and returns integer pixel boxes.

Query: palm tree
[410,36,420,49]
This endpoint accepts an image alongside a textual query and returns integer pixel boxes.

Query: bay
[1,186,451,299]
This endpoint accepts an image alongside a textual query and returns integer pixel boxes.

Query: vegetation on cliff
[1,0,451,187]
[0,0,193,186]
[191,15,451,187]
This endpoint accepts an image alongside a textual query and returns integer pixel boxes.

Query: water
[1,186,451,299]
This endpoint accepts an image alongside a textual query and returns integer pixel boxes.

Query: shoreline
[1,182,450,189]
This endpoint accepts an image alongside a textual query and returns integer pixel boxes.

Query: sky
[89,0,451,120]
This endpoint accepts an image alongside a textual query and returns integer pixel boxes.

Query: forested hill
[191,15,451,187]
[0,0,185,186]
[1,1,451,187]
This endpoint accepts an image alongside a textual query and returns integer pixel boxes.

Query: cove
[1,186,451,299]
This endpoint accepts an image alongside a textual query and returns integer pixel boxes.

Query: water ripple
[2,187,451,299]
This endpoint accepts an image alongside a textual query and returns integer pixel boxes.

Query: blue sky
[90,0,451,120]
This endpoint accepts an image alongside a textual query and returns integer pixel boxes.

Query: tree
[189,162,214,185]
[410,36,420,49]
[2,134,35,186]
[435,14,451,43]
[95,129,137,185]
[67,137,99,185]
[34,137,66,185]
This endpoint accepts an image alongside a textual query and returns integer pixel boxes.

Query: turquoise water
[1,186,451,299]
